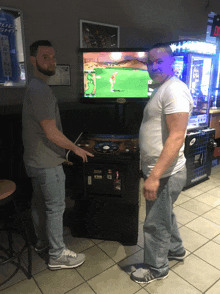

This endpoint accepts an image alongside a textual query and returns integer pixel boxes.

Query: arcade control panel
[67,133,139,163]
[66,133,140,202]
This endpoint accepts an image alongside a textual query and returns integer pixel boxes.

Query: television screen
[81,49,152,102]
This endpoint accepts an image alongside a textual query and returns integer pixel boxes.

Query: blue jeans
[25,164,66,258]
[143,166,186,275]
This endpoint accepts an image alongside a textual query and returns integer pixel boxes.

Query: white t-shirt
[139,76,193,178]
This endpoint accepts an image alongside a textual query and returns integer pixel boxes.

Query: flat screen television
[79,48,152,103]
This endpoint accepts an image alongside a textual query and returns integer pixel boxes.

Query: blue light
[170,41,216,55]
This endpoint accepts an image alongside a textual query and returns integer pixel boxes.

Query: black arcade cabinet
[65,133,140,245]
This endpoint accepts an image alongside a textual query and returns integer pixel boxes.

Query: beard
[36,61,56,76]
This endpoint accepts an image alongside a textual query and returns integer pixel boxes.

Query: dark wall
[0,0,219,107]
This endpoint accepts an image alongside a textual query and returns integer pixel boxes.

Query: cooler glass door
[187,54,213,129]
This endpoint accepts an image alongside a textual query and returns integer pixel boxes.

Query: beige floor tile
[180,198,213,215]
[76,245,115,280]
[195,192,220,207]
[205,279,220,294]
[97,240,142,263]
[22,248,47,275]
[34,268,84,294]
[64,234,95,252]
[181,187,203,197]
[194,241,220,270]
[139,197,146,208]
[217,205,220,210]
[168,249,191,269]
[168,258,180,268]
[0,279,42,294]
[208,171,220,178]
[213,234,220,245]
[139,205,146,223]
[206,177,220,186]
[206,186,220,198]
[173,206,198,225]
[137,222,144,248]
[91,239,104,245]
[139,178,144,205]
[88,264,142,294]
[67,282,96,294]
[211,165,220,174]
[118,249,144,275]
[0,259,28,291]
[179,226,209,252]
[174,193,191,205]
[186,217,220,239]
[209,171,220,179]
[134,289,149,294]
[192,180,220,192]
[203,208,220,226]
[144,270,201,294]
[172,254,220,292]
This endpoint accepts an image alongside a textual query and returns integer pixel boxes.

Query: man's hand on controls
[63,160,73,165]
[73,146,94,162]
[143,176,160,201]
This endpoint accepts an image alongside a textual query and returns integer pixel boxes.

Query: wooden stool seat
[0,180,16,200]
[0,179,32,288]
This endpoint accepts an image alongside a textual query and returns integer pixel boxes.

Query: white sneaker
[48,248,86,270]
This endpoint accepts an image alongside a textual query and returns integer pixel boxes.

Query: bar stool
[0,179,32,286]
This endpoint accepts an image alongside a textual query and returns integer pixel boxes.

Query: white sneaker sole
[33,245,49,252]
[48,259,85,270]
[131,273,169,284]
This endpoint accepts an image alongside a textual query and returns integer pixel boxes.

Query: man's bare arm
[143,112,189,200]
[40,119,93,162]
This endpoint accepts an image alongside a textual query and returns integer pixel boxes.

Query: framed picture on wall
[47,65,71,86]
[80,20,120,48]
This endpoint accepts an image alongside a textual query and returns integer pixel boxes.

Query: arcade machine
[65,133,140,245]
[63,49,152,245]
[170,41,217,188]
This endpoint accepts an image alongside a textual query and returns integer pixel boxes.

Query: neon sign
[211,15,220,37]
[214,26,220,37]
[170,41,216,55]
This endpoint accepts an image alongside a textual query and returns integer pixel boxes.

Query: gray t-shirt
[139,76,193,178]
[22,77,66,168]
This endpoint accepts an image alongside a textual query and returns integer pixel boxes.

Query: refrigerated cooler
[184,128,216,188]
[170,41,217,188]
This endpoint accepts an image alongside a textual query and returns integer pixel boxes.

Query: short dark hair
[30,40,53,57]
[149,42,173,57]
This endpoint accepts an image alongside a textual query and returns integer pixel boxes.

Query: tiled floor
[1,166,220,294]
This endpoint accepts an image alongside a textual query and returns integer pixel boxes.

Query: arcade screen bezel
[79,48,151,104]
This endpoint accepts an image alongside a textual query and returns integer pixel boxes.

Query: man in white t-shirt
[130,43,193,284]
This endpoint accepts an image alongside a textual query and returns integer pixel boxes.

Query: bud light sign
[0,10,19,83]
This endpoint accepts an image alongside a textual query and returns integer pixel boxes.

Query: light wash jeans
[25,164,66,258]
[143,166,186,275]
